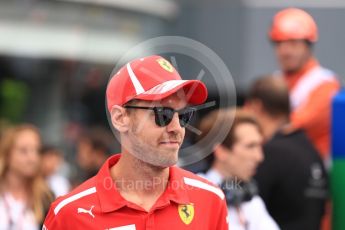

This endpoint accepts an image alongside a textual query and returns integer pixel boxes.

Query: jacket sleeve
[215,198,229,230]
[42,205,64,230]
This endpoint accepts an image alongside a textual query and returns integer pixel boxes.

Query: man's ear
[110,105,130,133]
[214,143,229,161]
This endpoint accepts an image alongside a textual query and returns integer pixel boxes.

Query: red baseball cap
[106,55,208,111]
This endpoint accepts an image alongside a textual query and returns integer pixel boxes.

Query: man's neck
[212,162,230,181]
[260,115,288,141]
[110,152,170,211]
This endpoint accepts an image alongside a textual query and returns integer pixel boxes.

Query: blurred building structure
[0,0,344,150]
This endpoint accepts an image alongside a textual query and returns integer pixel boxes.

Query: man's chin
[280,61,305,74]
[139,152,178,169]
[153,156,178,168]
[148,161,177,170]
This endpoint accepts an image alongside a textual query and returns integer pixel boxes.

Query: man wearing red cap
[43,55,229,229]
[269,8,341,162]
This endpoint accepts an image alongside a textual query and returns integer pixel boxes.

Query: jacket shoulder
[49,177,98,217]
[175,167,225,201]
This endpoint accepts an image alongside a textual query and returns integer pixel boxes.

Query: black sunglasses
[124,105,196,127]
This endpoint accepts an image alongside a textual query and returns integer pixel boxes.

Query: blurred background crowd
[0,0,345,230]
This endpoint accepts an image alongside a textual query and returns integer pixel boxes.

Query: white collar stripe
[183,177,225,200]
[54,187,97,215]
[107,224,136,230]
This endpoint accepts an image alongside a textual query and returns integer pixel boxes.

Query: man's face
[125,92,187,168]
[274,40,311,74]
[225,123,263,182]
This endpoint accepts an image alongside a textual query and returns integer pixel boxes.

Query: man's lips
[159,141,181,146]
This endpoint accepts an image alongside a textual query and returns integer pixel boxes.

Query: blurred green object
[331,160,345,230]
[0,78,29,123]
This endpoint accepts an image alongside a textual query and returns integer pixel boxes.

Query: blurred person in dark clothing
[244,75,328,230]
[75,127,111,182]
[198,108,279,230]
[41,146,71,197]
[0,124,53,229]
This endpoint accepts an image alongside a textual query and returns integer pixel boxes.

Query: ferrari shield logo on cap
[157,58,174,73]
[178,204,194,225]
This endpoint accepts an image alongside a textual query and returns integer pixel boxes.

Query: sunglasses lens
[155,108,174,127]
[179,109,195,127]
[154,107,195,127]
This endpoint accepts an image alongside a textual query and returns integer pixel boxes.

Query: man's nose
[276,41,293,54]
[166,112,183,132]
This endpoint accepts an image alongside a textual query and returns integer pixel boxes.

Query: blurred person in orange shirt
[41,146,71,198]
[0,124,53,229]
[269,8,341,162]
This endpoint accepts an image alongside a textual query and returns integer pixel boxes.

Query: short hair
[196,108,262,167]
[198,108,262,149]
[247,75,290,117]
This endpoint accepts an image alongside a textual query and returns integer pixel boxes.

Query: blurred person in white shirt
[41,146,71,198]
[0,124,53,229]
[197,108,280,230]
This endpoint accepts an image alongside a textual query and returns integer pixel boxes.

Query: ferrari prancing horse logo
[178,204,194,225]
[157,58,174,73]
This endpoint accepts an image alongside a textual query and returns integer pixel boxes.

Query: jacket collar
[96,154,190,213]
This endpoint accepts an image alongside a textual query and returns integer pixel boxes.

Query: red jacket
[43,154,228,230]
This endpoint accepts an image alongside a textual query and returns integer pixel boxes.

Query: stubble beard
[127,123,179,169]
